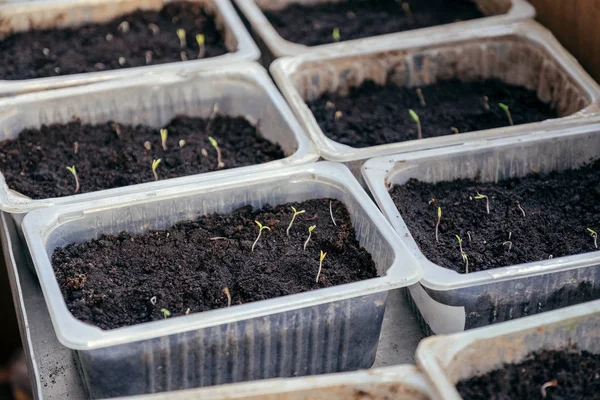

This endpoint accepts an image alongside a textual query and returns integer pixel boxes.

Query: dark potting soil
[263,0,485,47]
[308,79,558,148]
[52,199,378,330]
[390,160,600,273]
[0,115,285,199]
[456,349,600,400]
[0,2,228,80]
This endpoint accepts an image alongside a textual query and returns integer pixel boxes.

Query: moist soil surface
[52,199,378,330]
[390,160,600,273]
[0,2,228,80]
[308,79,558,148]
[456,349,600,400]
[264,0,485,47]
[0,115,285,199]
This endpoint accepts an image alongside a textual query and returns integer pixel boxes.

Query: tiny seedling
[498,103,514,126]
[316,250,327,283]
[118,21,130,33]
[152,159,161,181]
[304,225,316,251]
[66,165,80,194]
[540,379,558,398]
[326,101,335,109]
[329,200,337,226]
[179,139,186,148]
[335,111,343,120]
[160,308,171,319]
[409,109,422,140]
[451,127,459,134]
[145,51,153,65]
[112,122,122,139]
[516,201,526,217]
[180,51,188,61]
[73,141,79,154]
[144,141,152,151]
[416,88,426,106]
[483,96,490,111]
[160,128,168,150]
[435,207,441,243]
[196,34,205,59]
[223,287,232,307]
[401,1,412,17]
[148,23,160,35]
[118,57,126,66]
[208,136,225,168]
[474,192,490,214]
[176,28,187,48]
[185,308,190,315]
[456,235,469,273]
[286,206,306,236]
[467,231,472,242]
[201,148,208,157]
[43,48,50,57]
[332,27,341,42]
[503,232,513,252]
[252,221,271,252]
[587,228,598,249]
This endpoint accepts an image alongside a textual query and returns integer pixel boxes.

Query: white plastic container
[234,0,535,65]
[416,300,600,400]
[120,365,432,400]
[21,162,422,398]
[0,0,259,96]
[0,62,318,229]
[270,20,600,186]
[362,119,600,335]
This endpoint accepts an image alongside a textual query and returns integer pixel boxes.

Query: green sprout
[252,221,271,252]
[329,200,337,226]
[176,28,186,48]
[144,141,152,151]
[456,235,469,273]
[401,2,412,17]
[208,136,225,168]
[223,287,232,307]
[335,110,343,120]
[65,165,80,194]
[152,159,161,181]
[286,206,306,236]
[304,225,317,251]
[498,103,514,126]
[474,192,490,214]
[160,308,171,319]
[451,127,459,134]
[587,228,598,249]
[179,139,186,148]
[435,207,441,243]
[416,88,426,107]
[332,27,341,42]
[196,34,205,59]
[409,109,422,140]
[160,128,168,151]
[316,250,327,283]
[185,308,190,315]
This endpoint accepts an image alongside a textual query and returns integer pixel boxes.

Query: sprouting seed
[435,207,441,243]
[329,200,337,226]
[180,51,188,61]
[587,228,598,249]
[208,136,225,168]
[335,111,343,120]
[42,48,50,57]
[483,96,490,111]
[456,235,469,273]
[304,225,316,251]
[316,250,327,283]
[252,221,271,252]
[498,103,514,126]
[474,192,490,214]
[401,1,412,17]
[223,287,232,307]
[503,232,513,252]
[152,159,161,181]
[179,139,186,148]
[196,34,205,59]
[185,308,190,315]
[118,57,126,66]
[451,127,459,134]
[416,88,426,106]
[409,109,422,140]
[326,101,335,109]
[66,165,80,194]
[145,51,153,65]
[118,21,130,33]
[73,142,79,154]
[160,308,171,319]
[201,148,208,157]
[332,27,341,42]
[176,28,186,48]
[286,206,306,236]
[144,141,152,151]
[516,201,526,217]
[160,128,168,151]
[148,23,160,35]
[541,379,558,398]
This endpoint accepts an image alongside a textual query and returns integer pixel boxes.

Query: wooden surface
[529,0,600,83]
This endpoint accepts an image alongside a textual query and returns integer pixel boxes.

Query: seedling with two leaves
[66,165,80,194]
[316,250,327,283]
[286,206,306,236]
[456,235,469,273]
[252,221,271,252]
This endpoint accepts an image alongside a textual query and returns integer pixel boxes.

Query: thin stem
[516,201,526,217]
[416,88,426,106]
[286,207,305,236]
[329,200,337,226]
[316,251,327,283]
[435,207,441,243]
[251,230,262,252]
[223,288,231,307]
[416,119,422,140]
[304,226,316,251]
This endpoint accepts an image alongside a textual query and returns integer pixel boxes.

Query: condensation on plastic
[0,62,318,227]
[270,20,600,186]
[234,0,535,65]
[416,300,600,400]
[362,121,600,335]
[21,162,422,398]
[117,365,432,400]
[0,0,260,97]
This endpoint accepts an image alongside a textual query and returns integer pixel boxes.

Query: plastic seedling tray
[21,162,422,398]
[416,300,600,400]
[271,20,600,186]
[0,62,318,231]
[0,0,259,97]
[234,0,535,65]
[362,119,600,335]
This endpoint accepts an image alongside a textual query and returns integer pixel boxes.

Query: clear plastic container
[0,62,318,230]
[119,365,432,400]
[0,0,259,96]
[270,20,600,186]
[234,0,535,65]
[362,120,600,335]
[21,162,422,399]
[416,300,600,400]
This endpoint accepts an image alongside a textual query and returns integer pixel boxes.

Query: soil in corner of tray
[51,199,379,330]
[264,0,486,47]
[456,348,600,400]
[308,79,558,148]
[390,159,600,273]
[0,1,228,80]
[0,115,286,200]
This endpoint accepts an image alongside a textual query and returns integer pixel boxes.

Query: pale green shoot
[435,207,441,243]
[252,221,271,252]
[498,103,514,126]
[66,165,80,194]
[304,225,316,251]
[316,250,327,283]
[160,308,171,319]
[208,136,225,168]
[286,206,306,236]
[176,28,186,48]
[196,34,205,58]
[160,128,168,150]
[587,228,598,249]
[332,27,341,42]
[474,192,490,214]
[152,159,161,181]
[409,109,422,139]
